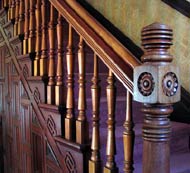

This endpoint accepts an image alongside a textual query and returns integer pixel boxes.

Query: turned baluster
[76,36,88,144]
[34,0,42,76]
[134,23,180,173]
[8,0,11,20]
[23,0,29,54]
[89,54,101,173]
[65,24,74,141]
[55,13,64,105]
[40,0,48,76]
[13,0,19,36]
[3,0,8,8]
[123,91,134,173]
[28,0,36,54]
[17,0,24,35]
[47,4,56,104]
[10,0,15,21]
[104,70,118,173]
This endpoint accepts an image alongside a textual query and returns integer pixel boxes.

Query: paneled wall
[86,0,190,91]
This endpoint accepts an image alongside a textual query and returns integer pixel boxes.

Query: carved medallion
[138,72,155,96]
[162,72,178,97]
[65,152,77,173]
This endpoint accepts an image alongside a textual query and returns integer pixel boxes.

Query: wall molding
[162,0,190,18]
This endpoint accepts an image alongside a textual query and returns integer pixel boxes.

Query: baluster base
[103,166,118,173]
[13,23,18,36]
[34,58,40,76]
[40,58,47,76]
[18,21,24,35]
[76,120,89,144]
[28,37,35,53]
[55,85,64,106]
[23,39,28,54]
[89,160,101,173]
[65,118,74,141]
[47,85,55,105]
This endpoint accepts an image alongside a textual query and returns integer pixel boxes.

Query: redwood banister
[28,0,35,54]
[33,0,41,76]
[23,0,29,54]
[0,1,181,173]
[104,70,118,173]
[47,4,56,104]
[13,0,19,36]
[8,0,11,20]
[40,0,48,76]
[76,36,89,144]
[10,0,15,21]
[65,24,75,141]
[17,0,24,35]
[123,90,134,173]
[49,0,138,94]
[89,53,101,173]
[55,13,64,106]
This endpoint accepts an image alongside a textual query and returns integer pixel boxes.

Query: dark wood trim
[162,0,190,18]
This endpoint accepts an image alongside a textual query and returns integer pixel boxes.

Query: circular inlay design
[162,72,178,97]
[138,72,155,96]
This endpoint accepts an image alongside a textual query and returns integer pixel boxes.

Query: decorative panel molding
[0,32,4,42]
[21,104,31,144]
[22,152,32,173]
[0,47,4,79]
[0,83,3,113]
[0,9,7,26]
[32,133,44,173]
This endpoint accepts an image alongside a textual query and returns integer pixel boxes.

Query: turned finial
[134,22,180,104]
[141,22,173,63]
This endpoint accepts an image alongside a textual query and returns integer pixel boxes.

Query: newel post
[134,23,180,173]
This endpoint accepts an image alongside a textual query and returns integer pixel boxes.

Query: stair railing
[0,1,180,173]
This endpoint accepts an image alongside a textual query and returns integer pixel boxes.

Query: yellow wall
[86,0,190,91]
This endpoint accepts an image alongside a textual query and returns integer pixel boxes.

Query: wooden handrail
[49,0,141,94]
[65,0,140,69]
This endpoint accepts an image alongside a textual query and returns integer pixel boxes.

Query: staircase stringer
[0,25,65,170]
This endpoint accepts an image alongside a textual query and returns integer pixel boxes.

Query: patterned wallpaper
[86,0,190,92]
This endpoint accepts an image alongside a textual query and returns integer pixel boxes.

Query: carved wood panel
[1,40,64,173]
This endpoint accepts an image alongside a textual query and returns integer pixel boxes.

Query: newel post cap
[133,22,180,104]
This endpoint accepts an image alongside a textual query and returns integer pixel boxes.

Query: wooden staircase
[0,1,189,173]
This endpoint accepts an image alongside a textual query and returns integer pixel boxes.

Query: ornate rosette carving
[162,72,178,97]
[138,72,155,96]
